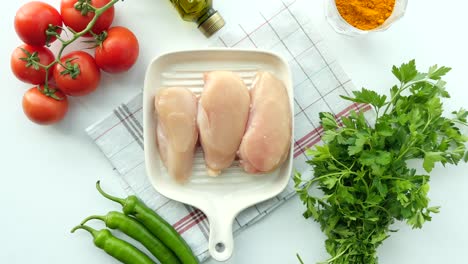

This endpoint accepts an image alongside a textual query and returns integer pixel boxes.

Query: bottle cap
[198,11,225,37]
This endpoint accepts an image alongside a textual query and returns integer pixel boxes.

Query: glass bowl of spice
[325,0,408,36]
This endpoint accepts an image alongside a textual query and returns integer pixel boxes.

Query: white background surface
[1,0,467,263]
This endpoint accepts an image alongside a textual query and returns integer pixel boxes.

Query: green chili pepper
[96,181,199,264]
[80,211,181,264]
[71,224,155,264]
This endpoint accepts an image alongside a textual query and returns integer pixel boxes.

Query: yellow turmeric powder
[335,0,396,30]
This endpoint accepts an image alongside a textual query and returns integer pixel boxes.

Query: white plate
[143,48,294,262]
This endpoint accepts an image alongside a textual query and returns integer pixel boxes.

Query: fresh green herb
[295,60,467,263]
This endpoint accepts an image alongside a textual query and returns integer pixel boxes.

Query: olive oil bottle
[168,0,225,37]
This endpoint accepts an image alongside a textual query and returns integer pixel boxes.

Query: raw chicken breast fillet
[155,87,198,183]
[197,71,250,176]
[238,71,292,174]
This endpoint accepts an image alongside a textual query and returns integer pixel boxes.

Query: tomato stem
[41,0,121,83]
[44,72,50,91]
[66,26,78,35]
[94,31,108,47]
[55,35,68,44]
[89,30,100,39]
[75,0,98,15]
[45,24,61,47]
[36,62,49,69]
[56,60,69,69]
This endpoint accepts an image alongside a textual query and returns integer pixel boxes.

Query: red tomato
[61,0,115,36]
[14,2,62,46]
[95,26,139,73]
[22,86,69,125]
[11,44,55,85]
[53,51,101,96]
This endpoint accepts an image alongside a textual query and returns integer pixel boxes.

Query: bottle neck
[196,7,216,26]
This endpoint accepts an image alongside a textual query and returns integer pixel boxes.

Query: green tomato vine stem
[41,0,121,94]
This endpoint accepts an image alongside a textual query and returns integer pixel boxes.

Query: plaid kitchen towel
[86,0,372,261]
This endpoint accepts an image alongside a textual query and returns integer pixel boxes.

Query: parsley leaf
[453,108,468,123]
[320,112,338,130]
[428,64,452,80]
[423,152,445,172]
[347,132,368,155]
[341,88,387,110]
[392,59,418,83]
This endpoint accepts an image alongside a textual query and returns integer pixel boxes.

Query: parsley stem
[396,144,414,162]
[374,205,392,218]
[309,171,355,186]
[453,120,468,126]
[360,177,369,197]
[320,244,352,263]
[382,82,403,115]
[396,116,433,162]
[383,79,436,116]
[331,156,351,170]
[423,116,433,131]
[296,254,305,264]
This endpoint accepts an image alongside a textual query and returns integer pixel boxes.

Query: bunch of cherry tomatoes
[11,0,139,125]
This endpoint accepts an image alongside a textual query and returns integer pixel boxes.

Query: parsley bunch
[294,60,468,264]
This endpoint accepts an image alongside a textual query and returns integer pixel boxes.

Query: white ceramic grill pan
[143,48,294,261]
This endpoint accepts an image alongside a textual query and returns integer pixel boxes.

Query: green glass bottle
[169,0,225,37]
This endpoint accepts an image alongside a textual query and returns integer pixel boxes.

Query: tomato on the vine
[53,51,101,96]
[61,0,115,36]
[14,2,62,46]
[95,26,139,73]
[11,44,55,85]
[22,86,69,125]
